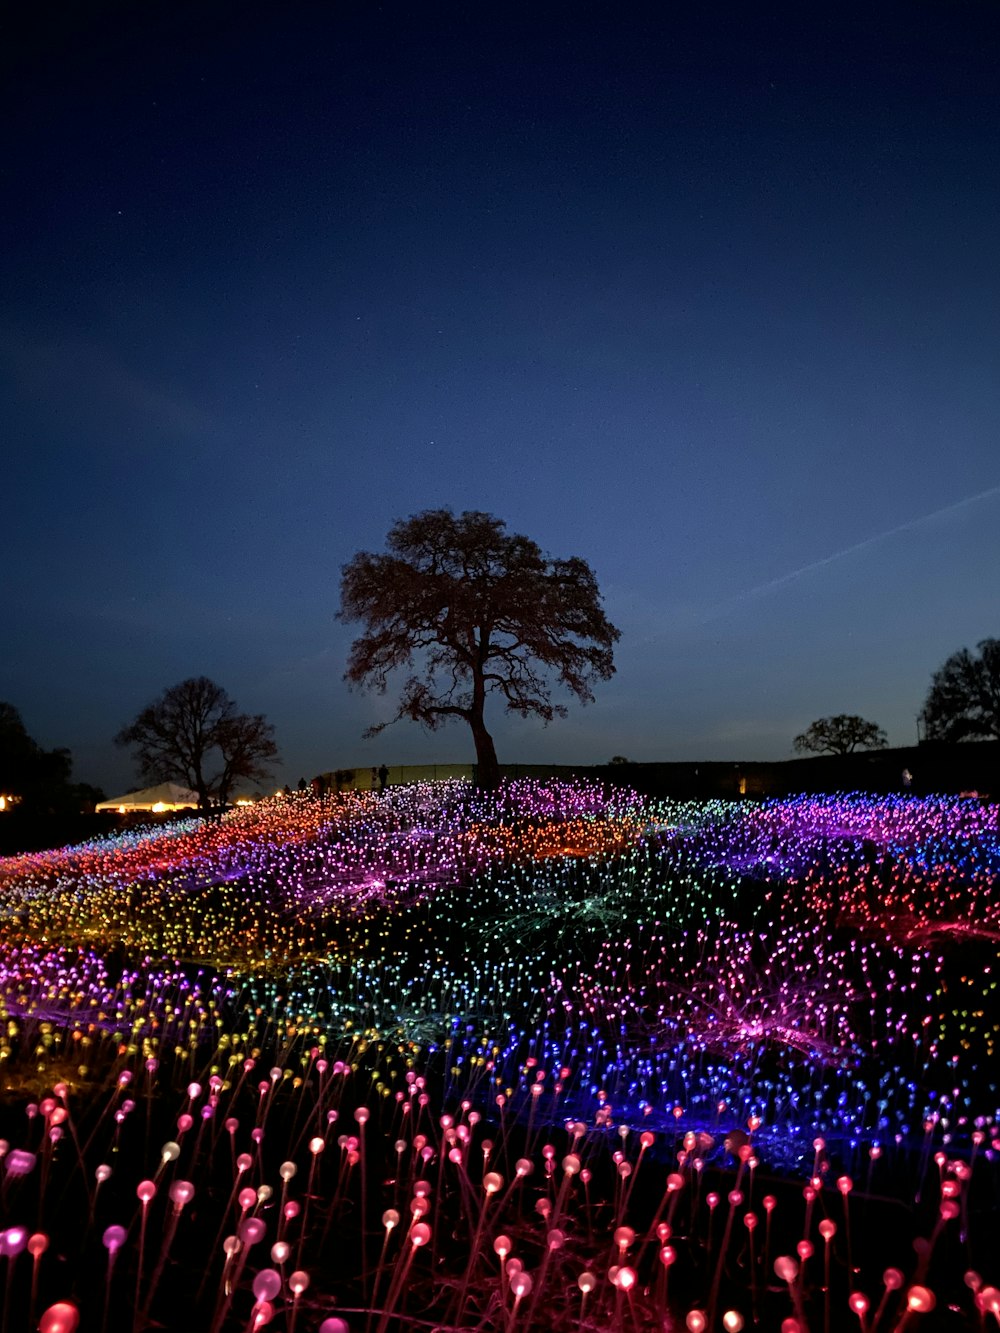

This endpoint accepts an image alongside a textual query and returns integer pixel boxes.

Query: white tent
[96,782,202,813]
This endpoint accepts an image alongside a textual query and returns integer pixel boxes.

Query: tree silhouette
[0,702,74,811]
[793,714,888,756]
[115,677,278,811]
[339,509,620,788]
[921,638,1000,743]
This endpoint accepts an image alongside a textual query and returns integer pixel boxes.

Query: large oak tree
[115,677,278,811]
[921,638,1000,743]
[339,509,620,788]
[793,714,888,756]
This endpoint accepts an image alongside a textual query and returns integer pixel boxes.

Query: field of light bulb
[0,779,999,1332]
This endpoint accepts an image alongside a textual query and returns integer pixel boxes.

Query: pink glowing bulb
[39,1303,80,1333]
[102,1225,127,1254]
[136,1180,156,1205]
[706,1192,720,1210]
[283,1201,300,1221]
[614,1266,637,1290]
[27,1233,48,1259]
[763,1194,776,1213]
[95,1164,112,1183]
[578,1270,597,1293]
[176,1114,194,1134]
[722,1313,744,1332]
[686,1311,707,1333]
[241,1218,267,1246]
[883,1267,904,1291]
[252,1300,274,1329]
[5,1150,36,1177]
[848,1293,870,1316]
[483,1172,503,1194]
[279,1161,297,1182]
[169,1180,194,1208]
[271,1242,290,1264]
[515,1158,533,1177]
[354,1106,370,1124]
[819,1220,836,1241]
[493,1234,511,1260]
[837,1175,853,1195]
[796,1240,813,1261]
[288,1270,309,1296]
[382,1210,400,1230]
[309,1137,325,1155]
[2,1227,26,1257]
[547,1228,566,1250]
[906,1286,935,1314]
[743,1212,758,1231]
[410,1222,431,1247]
[728,1189,743,1206]
[252,1269,282,1302]
[614,1226,635,1251]
[510,1271,533,1298]
[774,1256,799,1283]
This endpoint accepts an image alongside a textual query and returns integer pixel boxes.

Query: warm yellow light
[235,798,252,807]
[0,796,7,812]
[118,806,126,814]
[151,802,167,813]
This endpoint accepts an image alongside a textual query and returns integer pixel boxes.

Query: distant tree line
[0,702,103,814]
[795,639,1000,758]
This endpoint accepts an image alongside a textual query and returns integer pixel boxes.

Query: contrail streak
[702,482,1000,622]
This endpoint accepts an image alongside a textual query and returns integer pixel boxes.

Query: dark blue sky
[4,1,999,794]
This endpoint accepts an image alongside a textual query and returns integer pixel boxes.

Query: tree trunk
[469,712,501,789]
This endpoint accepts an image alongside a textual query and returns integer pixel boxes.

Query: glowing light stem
[449,1187,494,1327]
[133,1202,151,1329]
[366,1223,397,1333]
[295,1151,322,1271]
[841,1185,855,1293]
[522,1243,556,1331]
[356,1111,370,1295]
[100,1250,118,1333]
[708,1196,740,1331]
[375,1235,421,1333]
[140,1203,183,1323]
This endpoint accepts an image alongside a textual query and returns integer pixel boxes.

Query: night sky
[4,1,999,796]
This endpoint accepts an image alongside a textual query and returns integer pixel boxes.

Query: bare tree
[115,677,278,811]
[921,638,1000,742]
[793,714,888,756]
[339,509,620,788]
